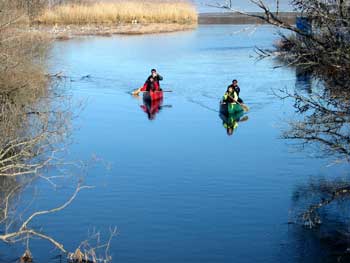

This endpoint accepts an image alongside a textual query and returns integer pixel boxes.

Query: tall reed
[37,1,198,25]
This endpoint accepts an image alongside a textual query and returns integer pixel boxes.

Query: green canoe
[220,102,243,115]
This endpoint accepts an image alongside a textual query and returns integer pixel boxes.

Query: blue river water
[1,25,347,263]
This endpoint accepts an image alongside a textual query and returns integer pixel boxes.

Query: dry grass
[36,1,198,25]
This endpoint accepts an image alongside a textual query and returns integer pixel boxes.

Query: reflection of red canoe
[141,98,163,120]
[143,90,163,102]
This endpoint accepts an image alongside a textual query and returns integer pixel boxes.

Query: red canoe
[143,90,163,102]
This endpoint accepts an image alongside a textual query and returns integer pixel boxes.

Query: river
[1,25,347,263]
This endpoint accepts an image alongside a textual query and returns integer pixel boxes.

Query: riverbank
[12,1,196,39]
[24,23,197,39]
[24,11,298,40]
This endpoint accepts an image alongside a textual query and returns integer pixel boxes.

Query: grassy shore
[27,23,197,40]
[36,1,197,25]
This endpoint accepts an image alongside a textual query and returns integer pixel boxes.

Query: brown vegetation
[36,1,198,25]
[214,0,350,87]
[0,0,53,178]
[0,1,116,262]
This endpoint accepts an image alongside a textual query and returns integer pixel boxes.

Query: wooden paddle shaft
[227,94,249,111]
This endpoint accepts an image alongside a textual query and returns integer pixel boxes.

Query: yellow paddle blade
[132,89,141,96]
[241,104,249,112]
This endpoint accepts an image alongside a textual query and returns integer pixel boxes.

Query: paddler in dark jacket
[132,68,163,95]
[146,68,163,88]
[227,79,243,103]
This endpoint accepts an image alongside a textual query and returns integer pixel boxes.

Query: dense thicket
[0,0,56,179]
[275,0,350,88]
[0,2,100,261]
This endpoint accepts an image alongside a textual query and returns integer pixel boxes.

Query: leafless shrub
[275,86,350,161]
[0,2,116,261]
[1,178,116,263]
[0,0,64,179]
[290,177,350,262]
[213,0,350,91]
[292,177,350,226]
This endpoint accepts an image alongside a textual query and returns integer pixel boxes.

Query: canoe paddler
[132,69,163,95]
[222,85,239,104]
[147,68,163,86]
[223,79,249,112]
[227,79,243,103]
[145,77,156,92]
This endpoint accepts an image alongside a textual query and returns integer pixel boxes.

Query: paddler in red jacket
[132,69,163,95]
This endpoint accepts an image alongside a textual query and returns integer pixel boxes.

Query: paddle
[132,89,172,96]
[131,87,143,96]
[160,105,172,108]
[239,115,249,122]
[227,94,250,112]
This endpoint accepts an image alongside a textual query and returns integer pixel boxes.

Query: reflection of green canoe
[220,110,244,127]
[219,107,246,136]
[220,102,243,115]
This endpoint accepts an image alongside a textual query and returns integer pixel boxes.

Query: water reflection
[219,102,248,136]
[295,67,313,93]
[0,176,18,222]
[291,177,350,263]
[141,97,164,120]
[132,93,172,120]
[280,70,350,262]
[281,85,350,160]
